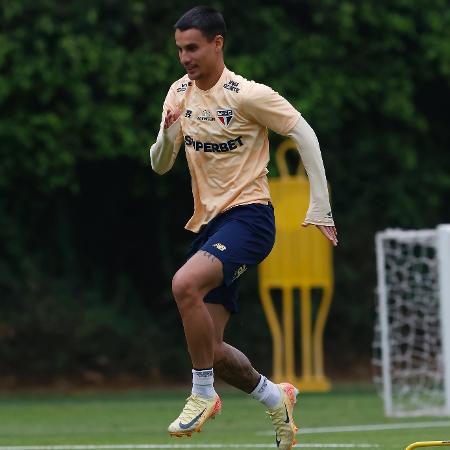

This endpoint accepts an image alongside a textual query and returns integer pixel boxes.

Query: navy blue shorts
[186,203,275,313]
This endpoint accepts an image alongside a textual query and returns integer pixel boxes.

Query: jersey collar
[193,66,229,95]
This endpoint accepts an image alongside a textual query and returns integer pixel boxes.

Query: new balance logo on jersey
[184,135,244,152]
[217,109,233,127]
[176,81,192,92]
[197,109,215,121]
[223,80,240,93]
[213,243,226,251]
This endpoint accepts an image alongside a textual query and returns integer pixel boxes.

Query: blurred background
[1,0,449,390]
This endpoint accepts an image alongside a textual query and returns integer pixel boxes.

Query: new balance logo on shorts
[213,243,226,251]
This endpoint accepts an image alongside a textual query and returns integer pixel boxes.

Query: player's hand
[164,107,181,129]
[302,222,338,247]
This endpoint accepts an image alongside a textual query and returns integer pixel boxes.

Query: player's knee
[172,272,200,307]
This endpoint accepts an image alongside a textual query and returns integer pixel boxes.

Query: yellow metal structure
[258,139,333,392]
[404,442,450,450]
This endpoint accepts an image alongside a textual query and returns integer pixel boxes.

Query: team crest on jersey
[217,109,234,127]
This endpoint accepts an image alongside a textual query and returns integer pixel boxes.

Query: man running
[150,6,337,449]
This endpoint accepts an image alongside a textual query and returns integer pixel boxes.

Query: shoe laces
[266,409,283,425]
[266,405,289,434]
[179,395,206,422]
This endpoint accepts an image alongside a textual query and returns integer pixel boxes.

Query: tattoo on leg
[201,250,219,264]
[214,343,260,393]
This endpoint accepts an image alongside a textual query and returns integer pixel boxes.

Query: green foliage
[1,0,450,380]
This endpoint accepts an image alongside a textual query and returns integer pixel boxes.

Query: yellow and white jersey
[161,66,301,232]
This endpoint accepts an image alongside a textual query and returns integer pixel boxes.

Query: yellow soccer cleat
[267,383,300,449]
[168,393,222,437]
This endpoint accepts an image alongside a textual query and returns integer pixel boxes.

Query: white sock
[249,375,282,409]
[192,368,215,399]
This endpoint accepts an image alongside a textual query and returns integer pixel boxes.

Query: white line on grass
[256,420,450,435]
[0,444,379,449]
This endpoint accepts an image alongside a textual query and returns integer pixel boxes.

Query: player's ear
[215,35,224,52]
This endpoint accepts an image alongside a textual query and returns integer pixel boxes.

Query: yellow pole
[259,285,283,382]
[313,286,333,378]
[283,286,295,380]
[301,287,312,381]
[275,139,301,178]
[405,442,450,450]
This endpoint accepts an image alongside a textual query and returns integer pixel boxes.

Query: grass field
[0,385,449,449]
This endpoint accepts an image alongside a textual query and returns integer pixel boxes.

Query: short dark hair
[174,6,227,43]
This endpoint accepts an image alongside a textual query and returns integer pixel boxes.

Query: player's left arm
[287,116,338,246]
[241,83,337,246]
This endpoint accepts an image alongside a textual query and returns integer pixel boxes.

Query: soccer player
[149,6,337,449]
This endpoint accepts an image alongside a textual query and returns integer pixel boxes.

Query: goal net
[373,225,450,417]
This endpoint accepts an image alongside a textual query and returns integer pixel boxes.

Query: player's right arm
[149,88,184,175]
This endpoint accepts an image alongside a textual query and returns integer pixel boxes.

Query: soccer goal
[373,225,450,417]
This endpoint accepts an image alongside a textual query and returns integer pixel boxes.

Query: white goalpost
[373,225,450,417]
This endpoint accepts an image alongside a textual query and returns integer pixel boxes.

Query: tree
[0,0,449,381]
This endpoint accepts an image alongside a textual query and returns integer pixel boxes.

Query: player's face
[175,28,223,81]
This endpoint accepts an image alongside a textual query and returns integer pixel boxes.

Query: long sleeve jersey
[150,66,334,232]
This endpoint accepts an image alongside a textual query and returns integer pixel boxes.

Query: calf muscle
[214,342,260,393]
